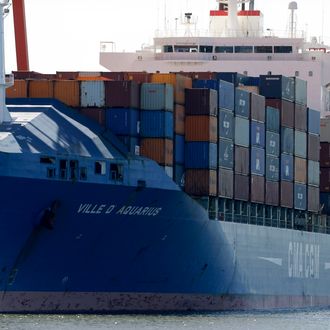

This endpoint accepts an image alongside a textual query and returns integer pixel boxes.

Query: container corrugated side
[140,110,173,139]
[250,92,265,122]
[234,174,250,201]
[265,106,280,133]
[185,142,217,169]
[320,193,330,214]
[54,80,80,107]
[294,157,307,184]
[294,103,307,132]
[80,80,105,107]
[251,147,265,176]
[265,181,279,206]
[308,108,320,135]
[280,181,294,208]
[259,75,295,101]
[140,83,174,111]
[151,73,192,105]
[251,121,265,148]
[281,127,294,154]
[140,138,173,166]
[174,104,185,135]
[185,115,217,142]
[28,80,54,98]
[235,146,250,175]
[320,167,330,192]
[250,175,265,203]
[308,133,320,162]
[104,80,139,109]
[294,183,307,210]
[320,118,330,142]
[6,79,28,98]
[294,130,307,158]
[79,107,105,126]
[215,72,246,87]
[308,185,319,213]
[235,117,250,147]
[192,79,218,90]
[308,160,320,187]
[281,153,294,181]
[218,168,234,198]
[294,77,307,106]
[235,88,250,118]
[174,134,185,164]
[106,108,140,136]
[219,80,235,111]
[320,142,330,167]
[266,155,279,181]
[219,109,234,140]
[185,169,217,196]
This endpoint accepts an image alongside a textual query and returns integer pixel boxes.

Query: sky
[3,0,329,73]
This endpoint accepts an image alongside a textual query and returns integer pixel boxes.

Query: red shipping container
[320,142,330,167]
[266,99,294,128]
[250,175,265,203]
[234,146,250,175]
[234,174,249,201]
[265,181,279,206]
[185,88,217,116]
[79,107,105,126]
[185,115,218,142]
[280,181,293,208]
[251,93,265,122]
[295,103,307,132]
[140,138,173,166]
[320,167,330,192]
[185,169,217,196]
[308,134,320,162]
[218,168,234,198]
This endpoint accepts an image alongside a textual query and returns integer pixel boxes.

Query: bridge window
[59,159,67,179]
[40,156,55,164]
[215,46,233,53]
[174,45,198,53]
[235,46,253,53]
[254,46,272,53]
[199,45,213,53]
[69,160,78,180]
[274,46,292,53]
[95,161,106,175]
[163,45,173,53]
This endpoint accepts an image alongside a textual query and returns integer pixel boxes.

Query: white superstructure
[99,0,330,117]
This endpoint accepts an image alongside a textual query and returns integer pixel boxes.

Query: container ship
[1,0,330,313]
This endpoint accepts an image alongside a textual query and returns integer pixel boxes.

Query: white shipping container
[80,81,105,107]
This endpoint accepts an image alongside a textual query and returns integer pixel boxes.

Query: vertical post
[0,0,12,123]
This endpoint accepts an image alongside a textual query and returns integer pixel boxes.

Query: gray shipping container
[219,139,234,169]
[251,92,265,122]
[81,80,105,107]
[235,116,250,147]
[140,83,174,111]
[308,133,320,162]
[294,77,308,106]
[218,168,234,198]
[219,109,234,139]
[294,130,307,158]
[266,155,280,181]
[281,127,294,154]
[308,160,320,187]
[234,145,250,175]
[294,183,307,210]
[266,106,280,133]
[308,185,319,213]
[266,131,280,156]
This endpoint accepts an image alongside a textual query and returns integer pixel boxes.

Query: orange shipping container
[174,104,185,135]
[151,73,192,105]
[6,79,27,98]
[54,80,80,107]
[294,157,307,184]
[185,169,217,196]
[140,138,173,166]
[185,115,217,142]
[28,80,54,98]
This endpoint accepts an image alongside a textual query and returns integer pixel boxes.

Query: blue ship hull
[1,174,330,312]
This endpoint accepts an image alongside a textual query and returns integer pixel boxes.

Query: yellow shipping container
[151,73,192,105]
[6,79,28,98]
[29,80,54,98]
[54,80,80,107]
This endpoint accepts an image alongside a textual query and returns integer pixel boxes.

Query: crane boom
[12,0,29,71]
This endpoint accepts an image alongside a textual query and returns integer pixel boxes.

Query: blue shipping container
[215,72,246,87]
[140,83,174,111]
[219,139,234,169]
[219,109,234,139]
[185,142,217,169]
[266,155,280,181]
[219,80,235,111]
[140,110,173,139]
[251,121,265,148]
[320,192,330,214]
[251,147,265,176]
[281,127,294,154]
[259,75,295,101]
[174,134,185,164]
[235,88,250,118]
[192,79,218,91]
[266,131,280,156]
[266,106,280,133]
[281,153,294,181]
[294,183,307,210]
[308,108,321,135]
[174,164,185,188]
[106,108,139,136]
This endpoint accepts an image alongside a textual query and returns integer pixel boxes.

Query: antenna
[288,1,298,38]
[0,0,12,123]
